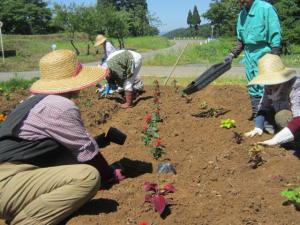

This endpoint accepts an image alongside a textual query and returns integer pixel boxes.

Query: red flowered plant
[144,182,176,215]
[151,138,165,159]
[139,221,148,225]
[152,109,162,123]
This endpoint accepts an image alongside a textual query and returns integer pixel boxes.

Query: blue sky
[51,0,213,32]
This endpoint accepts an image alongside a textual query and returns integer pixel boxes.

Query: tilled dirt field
[1,85,300,225]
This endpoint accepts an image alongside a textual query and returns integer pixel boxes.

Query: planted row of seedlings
[141,80,176,219]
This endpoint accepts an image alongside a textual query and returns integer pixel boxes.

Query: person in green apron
[224,0,282,129]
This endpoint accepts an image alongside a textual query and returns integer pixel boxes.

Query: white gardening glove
[258,127,294,146]
[244,127,263,137]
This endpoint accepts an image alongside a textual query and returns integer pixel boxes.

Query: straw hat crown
[248,53,297,86]
[94,34,107,47]
[30,49,107,94]
[39,49,77,80]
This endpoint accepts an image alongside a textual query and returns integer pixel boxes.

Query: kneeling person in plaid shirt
[0,49,124,225]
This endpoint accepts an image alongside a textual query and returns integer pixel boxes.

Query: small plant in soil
[199,101,208,109]
[281,186,300,210]
[233,131,244,144]
[152,108,162,122]
[141,113,159,146]
[220,118,236,129]
[192,108,229,118]
[151,138,165,159]
[171,79,179,93]
[179,91,192,103]
[144,181,176,215]
[248,144,265,169]
[85,99,93,108]
[0,113,7,123]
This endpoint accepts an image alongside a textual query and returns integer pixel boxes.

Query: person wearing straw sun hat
[94,34,117,67]
[224,0,282,124]
[0,49,125,225]
[245,53,300,146]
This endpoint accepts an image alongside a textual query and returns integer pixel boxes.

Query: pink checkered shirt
[18,95,99,162]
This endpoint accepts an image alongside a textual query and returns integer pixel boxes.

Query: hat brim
[94,39,106,47]
[248,68,297,86]
[30,66,108,94]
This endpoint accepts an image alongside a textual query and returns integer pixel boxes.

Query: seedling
[233,131,244,144]
[248,144,265,169]
[152,109,162,122]
[281,186,300,210]
[179,91,192,103]
[85,99,93,108]
[151,138,165,159]
[199,101,208,109]
[144,182,176,215]
[171,79,179,93]
[220,119,236,129]
[192,108,229,118]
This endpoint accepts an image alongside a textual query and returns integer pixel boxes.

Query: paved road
[0,39,299,81]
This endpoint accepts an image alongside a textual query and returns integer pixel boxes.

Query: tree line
[0,0,160,52]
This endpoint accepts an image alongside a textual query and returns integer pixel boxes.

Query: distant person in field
[224,0,282,131]
[94,34,117,67]
[245,54,300,146]
[105,49,144,109]
[0,49,125,225]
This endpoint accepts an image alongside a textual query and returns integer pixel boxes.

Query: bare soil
[1,85,300,225]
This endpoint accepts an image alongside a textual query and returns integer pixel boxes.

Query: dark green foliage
[0,0,52,34]
[96,0,157,37]
[163,24,212,38]
[192,6,201,30]
[187,10,193,28]
[273,0,300,48]
[203,0,240,37]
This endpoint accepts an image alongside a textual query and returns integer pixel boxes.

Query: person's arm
[266,6,282,55]
[231,39,244,58]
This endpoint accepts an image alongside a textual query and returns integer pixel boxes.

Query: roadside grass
[0,34,171,72]
[144,37,300,67]
[0,77,38,93]
[0,76,246,95]
[124,36,172,52]
[142,75,246,87]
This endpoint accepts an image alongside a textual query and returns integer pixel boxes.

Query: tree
[96,0,157,36]
[51,3,81,55]
[273,0,300,50]
[191,5,201,30]
[203,0,239,37]
[187,10,193,28]
[77,6,102,55]
[97,5,130,48]
[0,0,52,34]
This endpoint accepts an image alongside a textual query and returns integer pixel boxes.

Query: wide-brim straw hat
[94,34,107,47]
[248,53,297,86]
[30,49,108,94]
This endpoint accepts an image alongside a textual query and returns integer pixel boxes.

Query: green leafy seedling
[281,186,300,210]
[220,119,236,129]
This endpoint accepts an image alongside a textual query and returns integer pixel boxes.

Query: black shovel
[182,61,231,95]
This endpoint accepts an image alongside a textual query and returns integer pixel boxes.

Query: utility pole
[211,24,215,39]
[0,21,4,63]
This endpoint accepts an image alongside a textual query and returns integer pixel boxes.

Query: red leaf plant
[144,182,176,215]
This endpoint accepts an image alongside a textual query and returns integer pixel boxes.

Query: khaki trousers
[0,163,100,225]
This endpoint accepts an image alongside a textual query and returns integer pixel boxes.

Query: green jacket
[237,0,281,97]
[107,50,134,86]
